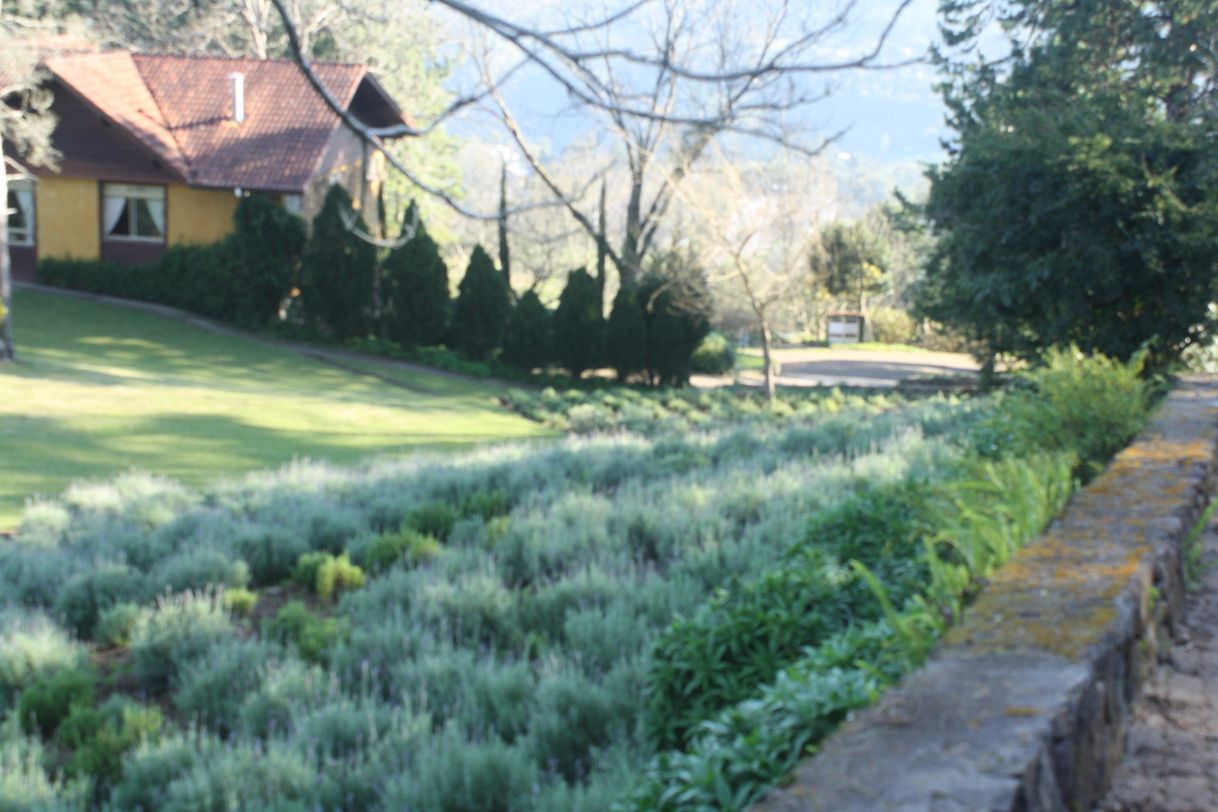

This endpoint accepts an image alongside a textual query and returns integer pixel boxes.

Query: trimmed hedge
[39,195,305,328]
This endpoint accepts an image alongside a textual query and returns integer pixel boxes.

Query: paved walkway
[1096,520,1218,812]
[739,347,978,388]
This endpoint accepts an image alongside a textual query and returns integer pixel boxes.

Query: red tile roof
[46,52,190,180]
[40,51,404,193]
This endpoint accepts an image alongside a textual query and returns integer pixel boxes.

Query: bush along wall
[619,349,1153,810]
[39,195,305,329]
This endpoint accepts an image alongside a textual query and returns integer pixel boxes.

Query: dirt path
[1095,521,1218,812]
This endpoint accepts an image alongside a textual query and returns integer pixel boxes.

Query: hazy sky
[438,0,950,203]
[438,0,949,195]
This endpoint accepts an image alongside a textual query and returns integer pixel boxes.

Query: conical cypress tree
[231,194,305,327]
[450,244,510,360]
[299,184,376,339]
[502,289,551,371]
[605,283,646,382]
[552,267,604,378]
[383,201,450,346]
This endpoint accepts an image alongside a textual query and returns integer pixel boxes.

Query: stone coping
[756,375,1218,812]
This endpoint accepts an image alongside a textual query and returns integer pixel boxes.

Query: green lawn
[0,289,551,528]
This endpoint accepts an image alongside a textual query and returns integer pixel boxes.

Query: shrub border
[755,375,1218,811]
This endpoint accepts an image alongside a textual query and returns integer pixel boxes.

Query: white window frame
[101,182,166,244]
[6,180,35,247]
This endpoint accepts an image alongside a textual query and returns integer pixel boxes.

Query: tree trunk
[498,161,511,290]
[620,167,644,288]
[0,142,14,363]
[595,179,607,306]
[760,323,775,402]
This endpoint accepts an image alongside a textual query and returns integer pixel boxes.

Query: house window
[7,182,35,247]
[102,183,165,242]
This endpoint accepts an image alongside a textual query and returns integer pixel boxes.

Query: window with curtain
[102,183,165,242]
[7,181,35,247]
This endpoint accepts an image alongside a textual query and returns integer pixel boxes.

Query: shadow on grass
[0,411,538,528]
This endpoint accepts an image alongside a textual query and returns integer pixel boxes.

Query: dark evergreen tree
[450,244,510,360]
[552,267,604,378]
[299,185,376,339]
[230,194,306,327]
[638,251,712,386]
[605,283,646,382]
[919,0,1218,366]
[382,201,449,347]
[502,289,551,371]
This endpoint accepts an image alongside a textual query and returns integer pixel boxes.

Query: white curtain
[14,189,34,231]
[102,195,127,236]
[146,198,166,236]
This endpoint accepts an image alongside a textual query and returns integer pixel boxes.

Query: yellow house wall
[35,177,100,260]
[167,185,239,246]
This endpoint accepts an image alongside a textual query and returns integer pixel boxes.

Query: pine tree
[299,185,376,339]
[450,244,510,360]
[502,289,551,371]
[231,194,306,327]
[605,283,646,382]
[382,201,450,347]
[638,253,712,386]
[552,268,604,378]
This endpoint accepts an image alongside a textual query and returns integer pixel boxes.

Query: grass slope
[0,289,550,528]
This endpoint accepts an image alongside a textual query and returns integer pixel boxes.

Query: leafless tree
[679,146,828,399]
[0,12,60,362]
[268,0,920,285]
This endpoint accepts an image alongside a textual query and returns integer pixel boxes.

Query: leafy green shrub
[107,732,222,812]
[150,549,249,594]
[383,201,450,347]
[129,592,236,692]
[689,331,737,375]
[0,610,87,711]
[355,527,441,573]
[235,526,310,586]
[502,289,552,371]
[300,184,377,339]
[0,718,90,811]
[292,551,331,591]
[55,563,149,640]
[867,306,918,345]
[16,666,95,737]
[95,603,141,648]
[161,739,317,810]
[644,555,865,749]
[406,500,458,540]
[552,268,604,377]
[450,244,511,361]
[238,659,327,739]
[315,554,364,605]
[262,602,344,664]
[222,588,258,618]
[639,252,713,386]
[57,696,163,794]
[229,193,306,327]
[462,489,510,521]
[172,639,277,734]
[975,347,1150,474]
[528,671,620,782]
[386,726,538,812]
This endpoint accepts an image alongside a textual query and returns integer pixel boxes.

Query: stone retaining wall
[756,375,1218,812]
